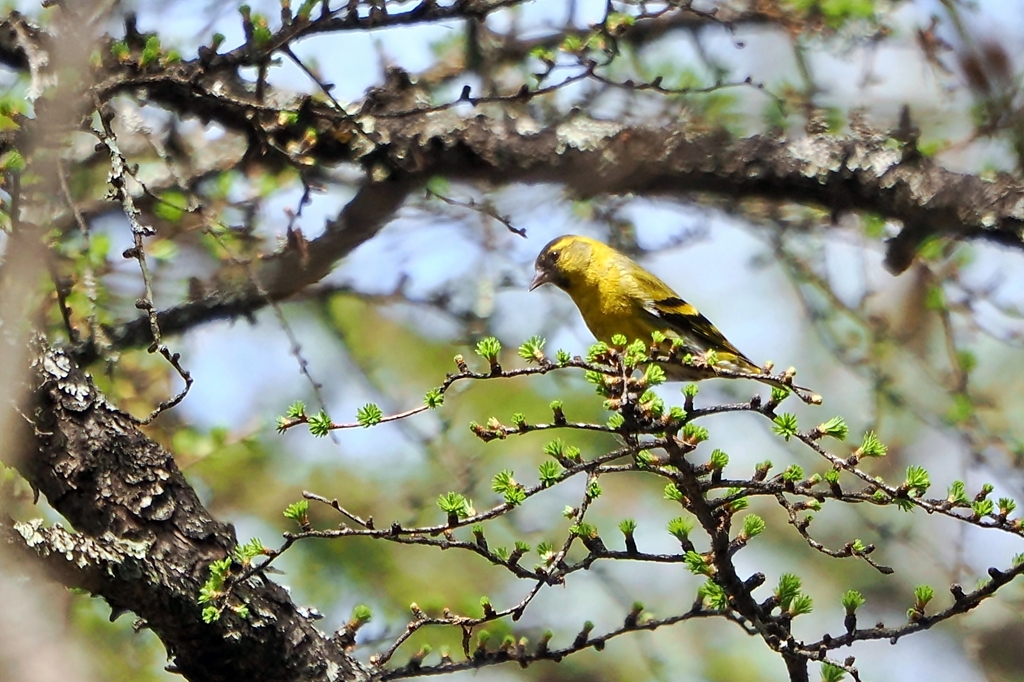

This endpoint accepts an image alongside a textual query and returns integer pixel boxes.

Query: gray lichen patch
[555,118,624,154]
[788,136,844,180]
[15,520,151,569]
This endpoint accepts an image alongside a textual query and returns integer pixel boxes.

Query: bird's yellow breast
[567,256,651,344]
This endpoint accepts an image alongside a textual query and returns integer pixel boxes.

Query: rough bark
[4,346,365,682]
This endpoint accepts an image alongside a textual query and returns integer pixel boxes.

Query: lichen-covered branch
[4,346,365,682]
[82,102,1024,352]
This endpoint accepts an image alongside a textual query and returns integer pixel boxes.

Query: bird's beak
[529,269,550,291]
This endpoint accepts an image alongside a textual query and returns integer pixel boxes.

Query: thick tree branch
[83,103,1024,354]
[359,112,1024,272]
[88,52,1024,266]
[5,346,364,682]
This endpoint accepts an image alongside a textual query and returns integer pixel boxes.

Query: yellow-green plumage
[530,234,762,381]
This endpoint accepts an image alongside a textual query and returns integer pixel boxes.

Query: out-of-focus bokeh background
[2,1,1024,681]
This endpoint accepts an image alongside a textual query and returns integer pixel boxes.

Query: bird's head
[529,235,597,292]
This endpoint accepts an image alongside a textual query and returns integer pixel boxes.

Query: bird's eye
[549,250,560,262]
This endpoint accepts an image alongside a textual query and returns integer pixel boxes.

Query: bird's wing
[614,256,758,370]
[637,295,756,366]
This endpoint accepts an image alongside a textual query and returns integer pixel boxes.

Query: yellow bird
[530,234,811,397]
